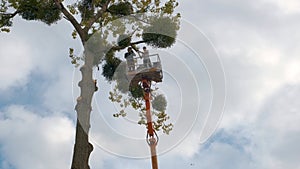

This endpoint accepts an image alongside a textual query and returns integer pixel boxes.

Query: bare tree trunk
[71,120,93,169]
[71,50,95,169]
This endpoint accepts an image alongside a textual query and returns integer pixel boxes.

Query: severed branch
[109,40,147,52]
[131,40,147,46]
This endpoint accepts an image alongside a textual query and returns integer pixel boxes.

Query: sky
[1,0,300,169]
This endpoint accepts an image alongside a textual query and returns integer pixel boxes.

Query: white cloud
[177,0,300,131]
[0,17,84,114]
[251,84,300,169]
[284,59,300,84]
[175,2,300,169]
[42,66,75,114]
[0,105,75,169]
[0,36,33,90]
[167,132,201,158]
[263,0,300,14]
[197,142,254,169]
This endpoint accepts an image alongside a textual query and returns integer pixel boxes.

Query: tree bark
[71,49,95,169]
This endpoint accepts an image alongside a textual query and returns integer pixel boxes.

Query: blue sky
[1,0,300,169]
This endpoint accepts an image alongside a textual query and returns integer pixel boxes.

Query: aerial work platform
[125,53,163,169]
[126,54,163,86]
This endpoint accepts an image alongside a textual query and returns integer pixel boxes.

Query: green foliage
[71,30,78,39]
[109,85,173,135]
[108,2,133,16]
[1,0,180,135]
[129,85,143,98]
[113,109,126,117]
[0,27,10,32]
[110,62,143,98]
[161,0,179,14]
[152,94,167,111]
[109,87,123,103]
[18,0,61,25]
[67,4,79,15]
[153,111,173,134]
[0,0,13,29]
[0,13,13,28]
[102,52,121,81]
[69,48,82,67]
[78,0,95,21]
[117,34,131,47]
[142,17,178,48]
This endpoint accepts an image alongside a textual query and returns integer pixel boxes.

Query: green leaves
[108,2,133,17]
[142,17,178,48]
[0,13,13,28]
[102,52,121,81]
[153,111,173,134]
[109,85,173,135]
[162,0,179,14]
[117,34,131,47]
[1,0,181,135]
[0,27,10,32]
[18,0,61,25]
[103,1,180,135]
[152,94,167,111]
[129,85,143,99]
[69,48,82,67]
[67,4,79,15]
[78,0,95,21]
[0,0,15,32]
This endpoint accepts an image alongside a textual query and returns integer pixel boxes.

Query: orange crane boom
[142,79,159,169]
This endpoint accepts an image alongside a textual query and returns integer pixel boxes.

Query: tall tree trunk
[71,49,95,169]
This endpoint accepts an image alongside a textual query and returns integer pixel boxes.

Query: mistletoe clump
[142,17,179,48]
[108,2,133,16]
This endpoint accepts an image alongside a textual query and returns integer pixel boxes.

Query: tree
[0,0,180,169]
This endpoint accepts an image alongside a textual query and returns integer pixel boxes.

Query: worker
[124,47,136,71]
[140,46,152,68]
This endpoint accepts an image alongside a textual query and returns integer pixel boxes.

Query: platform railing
[126,53,163,84]
[132,54,161,72]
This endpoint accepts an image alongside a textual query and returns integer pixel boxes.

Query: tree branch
[109,40,147,54]
[53,0,86,42]
[131,40,147,46]
[83,0,112,32]
[1,10,19,18]
[128,14,151,24]
[0,10,19,27]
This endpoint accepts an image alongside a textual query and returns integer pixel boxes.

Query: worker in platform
[140,46,152,68]
[124,47,136,71]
